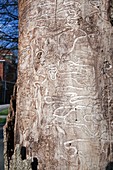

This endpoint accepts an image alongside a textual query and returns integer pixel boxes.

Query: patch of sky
[0,0,18,56]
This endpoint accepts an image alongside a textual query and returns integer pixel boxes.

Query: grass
[0,108,8,124]
[0,109,8,115]
[0,118,6,124]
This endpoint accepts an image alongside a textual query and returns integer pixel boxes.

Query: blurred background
[0,0,18,104]
[0,0,18,169]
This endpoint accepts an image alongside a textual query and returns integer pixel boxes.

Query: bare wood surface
[4,0,113,169]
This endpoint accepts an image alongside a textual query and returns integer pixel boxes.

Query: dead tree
[4,0,113,169]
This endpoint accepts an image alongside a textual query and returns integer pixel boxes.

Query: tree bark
[4,0,113,169]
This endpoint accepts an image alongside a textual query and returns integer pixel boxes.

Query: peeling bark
[4,84,17,170]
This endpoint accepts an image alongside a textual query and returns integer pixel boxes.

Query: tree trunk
[4,0,113,169]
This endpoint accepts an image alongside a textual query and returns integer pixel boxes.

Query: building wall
[0,60,16,104]
[0,63,3,80]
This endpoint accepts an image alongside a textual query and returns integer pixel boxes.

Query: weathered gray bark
[4,0,113,169]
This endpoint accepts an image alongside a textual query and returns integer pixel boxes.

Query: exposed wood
[4,0,113,169]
